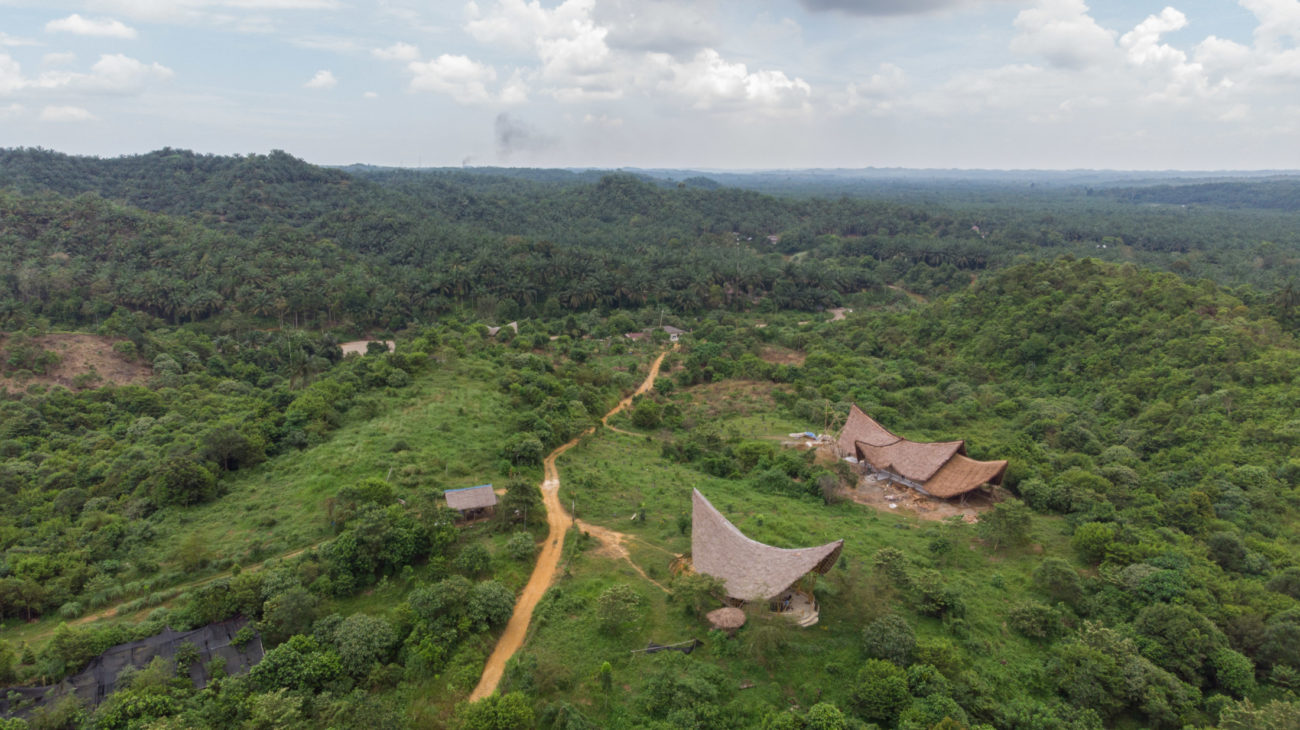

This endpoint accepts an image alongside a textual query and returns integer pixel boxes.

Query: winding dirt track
[469,349,669,701]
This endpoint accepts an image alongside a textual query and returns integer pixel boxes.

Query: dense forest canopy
[4,148,1300,729]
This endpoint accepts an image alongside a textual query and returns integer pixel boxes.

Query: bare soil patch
[340,339,394,356]
[841,473,1000,523]
[0,333,150,391]
[758,346,806,366]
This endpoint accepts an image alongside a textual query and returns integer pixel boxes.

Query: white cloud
[83,53,173,92]
[582,112,622,126]
[1240,0,1300,49]
[593,0,717,55]
[841,62,906,114]
[0,54,23,95]
[1121,8,1189,66]
[1195,35,1253,71]
[800,0,1000,16]
[466,0,621,100]
[40,105,97,121]
[291,36,361,53]
[46,14,138,39]
[83,0,341,29]
[372,42,420,62]
[0,32,39,47]
[650,49,812,112]
[362,90,378,98]
[304,69,337,89]
[13,54,174,95]
[1120,7,1216,100]
[408,54,497,103]
[500,70,529,104]
[220,0,341,7]
[1011,0,1117,69]
[42,53,78,67]
[0,102,23,118]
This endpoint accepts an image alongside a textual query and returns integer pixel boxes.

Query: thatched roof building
[444,484,497,516]
[838,405,1007,498]
[691,489,843,603]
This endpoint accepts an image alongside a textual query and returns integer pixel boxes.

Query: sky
[0,0,1298,170]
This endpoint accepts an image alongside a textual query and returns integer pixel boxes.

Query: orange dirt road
[469,349,670,701]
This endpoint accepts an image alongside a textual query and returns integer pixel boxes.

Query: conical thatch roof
[707,606,746,631]
[691,490,843,602]
[839,406,1007,499]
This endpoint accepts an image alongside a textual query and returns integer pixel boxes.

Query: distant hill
[0,147,379,232]
[1097,179,1300,211]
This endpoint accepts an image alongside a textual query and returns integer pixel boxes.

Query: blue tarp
[444,484,492,493]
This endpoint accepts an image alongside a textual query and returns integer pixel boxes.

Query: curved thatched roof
[854,438,965,483]
[840,406,1007,498]
[924,452,1008,498]
[691,490,843,602]
[836,404,895,456]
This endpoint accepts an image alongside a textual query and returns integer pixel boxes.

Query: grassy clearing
[3,357,524,648]
[146,361,521,572]
[529,429,1074,724]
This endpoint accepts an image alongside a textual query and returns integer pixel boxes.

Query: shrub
[596,584,643,635]
[1008,602,1062,640]
[505,532,536,561]
[455,544,491,577]
[1210,648,1256,698]
[1071,522,1115,564]
[850,659,911,724]
[862,614,915,666]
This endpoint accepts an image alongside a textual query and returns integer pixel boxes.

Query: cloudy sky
[1,0,1297,169]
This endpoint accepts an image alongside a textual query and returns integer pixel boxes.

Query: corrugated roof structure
[839,406,1007,498]
[444,484,498,511]
[691,489,843,602]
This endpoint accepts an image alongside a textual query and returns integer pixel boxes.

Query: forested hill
[0,148,373,233]
[1098,179,1300,211]
[5,147,1300,333]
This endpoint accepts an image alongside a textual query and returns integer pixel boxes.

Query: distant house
[487,321,519,337]
[625,326,688,343]
[837,405,1007,499]
[444,484,497,520]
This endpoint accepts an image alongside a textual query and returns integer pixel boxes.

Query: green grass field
[522,426,1075,725]
[4,356,526,648]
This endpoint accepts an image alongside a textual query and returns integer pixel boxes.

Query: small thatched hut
[690,489,843,626]
[706,606,746,634]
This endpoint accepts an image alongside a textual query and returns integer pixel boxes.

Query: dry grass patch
[0,333,149,391]
[757,346,806,366]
